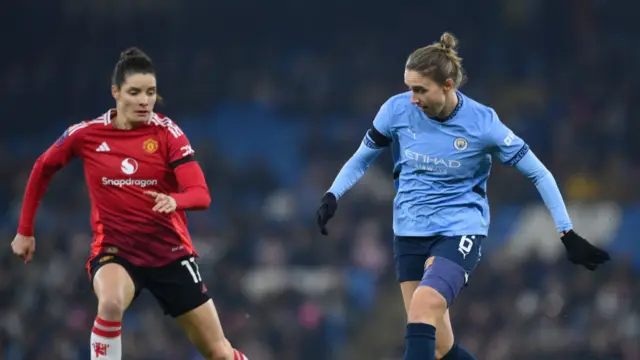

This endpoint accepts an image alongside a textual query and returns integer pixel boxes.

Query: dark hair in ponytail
[111,47,155,89]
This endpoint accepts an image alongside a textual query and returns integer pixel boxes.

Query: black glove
[316,193,338,235]
[561,230,611,270]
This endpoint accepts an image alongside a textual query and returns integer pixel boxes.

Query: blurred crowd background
[1,0,638,359]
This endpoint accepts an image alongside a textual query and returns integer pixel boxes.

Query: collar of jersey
[105,108,155,126]
[427,91,463,123]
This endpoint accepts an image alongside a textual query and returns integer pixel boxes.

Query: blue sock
[404,323,436,360]
[441,344,477,360]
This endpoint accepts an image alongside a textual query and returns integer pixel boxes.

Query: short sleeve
[484,109,529,167]
[372,99,394,138]
[164,120,195,167]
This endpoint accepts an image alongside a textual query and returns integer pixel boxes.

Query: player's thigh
[176,299,233,358]
[144,256,232,357]
[144,255,211,318]
[423,235,484,307]
[399,281,420,314]
[393,236,435,284]
[89,255,138,318]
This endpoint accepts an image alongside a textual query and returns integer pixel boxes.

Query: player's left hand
[144,191,177,213]
[561,230,611,270]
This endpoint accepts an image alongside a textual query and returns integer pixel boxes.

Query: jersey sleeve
[18,125,82,236]
[171,161,211,210]
[484,109,529,167]
[160,119,209,209]
[515,151,573,232]
[327,99,394,199]
[47,125,82,166]
[164,120,196,168]
[371,99,395,140]
[327,132,385,199]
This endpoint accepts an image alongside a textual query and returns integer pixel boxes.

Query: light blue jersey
[327,91,572,237]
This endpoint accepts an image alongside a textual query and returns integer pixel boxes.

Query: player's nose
[138,96,149,106]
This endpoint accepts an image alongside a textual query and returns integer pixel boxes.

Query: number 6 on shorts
[181,257,202,283]
[457,235,475,258]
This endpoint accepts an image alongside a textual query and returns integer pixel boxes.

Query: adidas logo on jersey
[96,142,111,152]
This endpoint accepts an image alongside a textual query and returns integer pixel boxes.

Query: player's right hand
[11,234,35,264]
[316,193,338,236]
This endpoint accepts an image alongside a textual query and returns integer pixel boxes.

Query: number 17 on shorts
[181,257,203,283]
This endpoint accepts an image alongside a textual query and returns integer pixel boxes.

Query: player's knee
[407,285,447,324]
[97,297,127,320]
[92,263,135,320]
[200,338,233,360]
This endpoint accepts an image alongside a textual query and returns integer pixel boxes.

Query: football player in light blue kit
[316,32,610,360]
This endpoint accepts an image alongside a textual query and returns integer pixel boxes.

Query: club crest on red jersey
[143,138,159,154]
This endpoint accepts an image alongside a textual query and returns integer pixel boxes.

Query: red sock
[233,348,248,360]
[90,317,122,359]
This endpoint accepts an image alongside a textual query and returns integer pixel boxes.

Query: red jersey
[18,110,211,267]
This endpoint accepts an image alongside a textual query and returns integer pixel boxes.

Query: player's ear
[443,79,455,92]
[111,85,120,101]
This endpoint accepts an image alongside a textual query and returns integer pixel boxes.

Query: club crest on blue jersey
[453,137,468,151]
[55,129,70,147]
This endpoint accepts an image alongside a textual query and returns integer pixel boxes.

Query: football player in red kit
[11,47,248,360]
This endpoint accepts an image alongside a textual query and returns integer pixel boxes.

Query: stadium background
[1,0,638,359]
